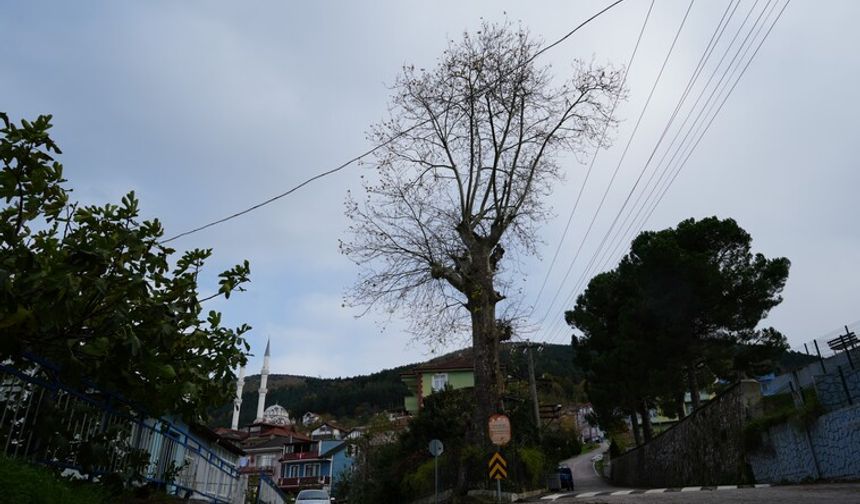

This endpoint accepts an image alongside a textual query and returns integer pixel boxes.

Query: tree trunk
[639,402,653,442]
[462,240,505,448]
[470,292,501,445]
[629,412,642,447]
[687,367,701,411]
[675,392,686,420]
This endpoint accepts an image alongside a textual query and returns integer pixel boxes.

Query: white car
[295,489,333,504]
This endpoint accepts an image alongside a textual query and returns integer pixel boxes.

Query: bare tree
[340,23,625,442]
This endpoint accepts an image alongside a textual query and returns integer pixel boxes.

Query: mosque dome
[262,404,292,425]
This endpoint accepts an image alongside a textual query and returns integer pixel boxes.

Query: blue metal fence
[0,354,252,503]
[257,472,290,504]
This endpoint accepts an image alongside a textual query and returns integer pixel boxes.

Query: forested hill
[207,342,581,429]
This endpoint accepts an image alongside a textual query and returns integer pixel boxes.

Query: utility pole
[525,341,541,438]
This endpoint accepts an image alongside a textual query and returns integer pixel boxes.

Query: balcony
[278,475,331,489]
[281,451,321,461]
[239,464,275,475]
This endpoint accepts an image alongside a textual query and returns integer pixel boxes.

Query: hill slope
[208,342,582,428]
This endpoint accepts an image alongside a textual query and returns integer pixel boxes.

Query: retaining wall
[610,380,762,488]
[748,403,860,483]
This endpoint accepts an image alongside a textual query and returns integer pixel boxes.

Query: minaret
[255,339,270,421]
[230,365,246,430]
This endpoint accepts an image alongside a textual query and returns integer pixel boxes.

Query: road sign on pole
[488,452,508,479]
[488,414,511,446]
[429,439,443,504]
[429,439,444,457]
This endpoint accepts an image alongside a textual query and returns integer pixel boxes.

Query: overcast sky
[3,0,858,378]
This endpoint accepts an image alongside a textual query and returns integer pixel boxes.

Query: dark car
[558,465,574,491]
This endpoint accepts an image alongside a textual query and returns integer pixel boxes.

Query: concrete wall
[610,380,763,488]
[748,403,860,483]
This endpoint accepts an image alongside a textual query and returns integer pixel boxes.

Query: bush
[0,456,108,504]
[516,446,547,490]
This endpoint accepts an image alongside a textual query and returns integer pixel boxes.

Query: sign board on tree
[488,414,511,446]
[429,439,444,457]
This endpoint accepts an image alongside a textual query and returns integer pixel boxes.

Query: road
[532,444,860,503]
[543,483,860,503]
[557,442,617,494]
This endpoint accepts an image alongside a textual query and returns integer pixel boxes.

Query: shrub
[517,446,547,490]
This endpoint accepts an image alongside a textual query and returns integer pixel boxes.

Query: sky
[3,0,859,378]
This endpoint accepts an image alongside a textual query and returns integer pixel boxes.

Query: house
[279,436,354,493]
[571,403,604,443]
[311,421,344,440]
[400,353,475,415]
[214,404,303,479]
[302,412,322,426]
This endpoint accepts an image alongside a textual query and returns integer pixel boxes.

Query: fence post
[837,366,853,406]
[814,340,827,374]
[256,472,263,504]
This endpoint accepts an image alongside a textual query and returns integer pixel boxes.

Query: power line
[559,0,765,310]
[541,0,761,343]
[529,0,655,315]
[535,0,696,330]
[545,0,781,344]
[544,0,790,344]
[161,0,629,244]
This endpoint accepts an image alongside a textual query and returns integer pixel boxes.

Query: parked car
[558,464,574,491]
[295,489,333,503]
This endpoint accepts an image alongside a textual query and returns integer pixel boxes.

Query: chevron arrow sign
[488,452,508,480]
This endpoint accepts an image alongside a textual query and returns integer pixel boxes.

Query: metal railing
[0,354,247,504]
[792,320,860,369]
[257,472,289,504]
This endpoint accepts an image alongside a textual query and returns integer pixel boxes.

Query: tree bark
[675,392,686,420]
[639,402,653,442]
[686,367,701,411]
[629,412,642,447]
[466,245,503,447]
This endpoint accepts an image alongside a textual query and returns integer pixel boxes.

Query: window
[431,373,448,392]
[288,465,300,477]
[304,463,320,477]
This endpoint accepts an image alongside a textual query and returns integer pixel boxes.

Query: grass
[0,456,109,504]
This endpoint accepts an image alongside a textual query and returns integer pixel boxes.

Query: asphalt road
[561,442,615,494]
[547,483,860,503]
[534,444,860,503]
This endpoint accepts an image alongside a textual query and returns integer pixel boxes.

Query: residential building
[301,411,322,426]
[311,422,344,440]
[400,353,474,415]
[279,436,354,493]
[571,403,604,443]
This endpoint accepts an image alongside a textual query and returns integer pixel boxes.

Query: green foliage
[0,113,251,422]
[540,429,582,467]
[743,389,824,452]
[401,459,436,497]
[516,446,547,490]
[0,455,109,504]
[568,217,790,433]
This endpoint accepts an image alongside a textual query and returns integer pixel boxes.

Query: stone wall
[610,380,762,488]
[814,367,860,411]
[748,403,860,483]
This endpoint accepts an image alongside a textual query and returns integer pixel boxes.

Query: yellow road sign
[488,452,508,480]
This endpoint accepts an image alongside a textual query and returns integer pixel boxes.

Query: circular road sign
[488,414,512,446]
[429,439,444,457]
